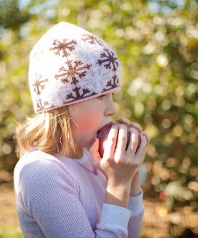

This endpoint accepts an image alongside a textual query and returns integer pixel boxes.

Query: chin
[78,140,93,149]
[86,140,95,149]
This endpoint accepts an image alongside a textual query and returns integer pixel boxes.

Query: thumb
[89,138,101,165]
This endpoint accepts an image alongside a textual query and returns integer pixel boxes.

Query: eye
[98,94,106,100]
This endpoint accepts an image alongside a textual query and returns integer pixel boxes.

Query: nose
[104,98,117,117]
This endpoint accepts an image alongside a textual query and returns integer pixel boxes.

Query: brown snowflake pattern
[50,39,77,57]
[97,48,119,71]
[65,86,96,102]
[81,33,103,46]
[37,99,50,112]
[55,60,91,85]
[103,75,119,92]
[32,74,48,95]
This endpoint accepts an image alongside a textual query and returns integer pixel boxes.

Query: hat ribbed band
[29,22,121,113]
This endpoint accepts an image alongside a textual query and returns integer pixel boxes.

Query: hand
[116,118,149,145]
[90,122,148,186]
[116,118,150,196]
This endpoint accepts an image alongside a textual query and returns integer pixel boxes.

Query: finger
[114,124,127,163]
[130,122,143,133]
[89,138,100,157]
[142,131,150,147]
[134,133,147,165]
[116,118,131,126]
[126,127,139,156]
[124,127,140,165]
[89,138,101,168]
[103,124,118,161]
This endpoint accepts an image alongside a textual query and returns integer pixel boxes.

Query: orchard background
[0,0,197,237]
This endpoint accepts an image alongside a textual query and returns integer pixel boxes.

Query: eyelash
[98,95,105,100]
[98,93,116,100]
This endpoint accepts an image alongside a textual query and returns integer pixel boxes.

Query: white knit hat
[28,22,121,113]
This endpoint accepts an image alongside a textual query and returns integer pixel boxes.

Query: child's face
[68,92,117,149]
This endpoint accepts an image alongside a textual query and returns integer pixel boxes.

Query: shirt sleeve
[128,190,144,216]
[127,190,145,238]
[96,203,131,236]
[16,157,131,238]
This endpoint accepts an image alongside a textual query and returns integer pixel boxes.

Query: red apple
[97,122,141,157]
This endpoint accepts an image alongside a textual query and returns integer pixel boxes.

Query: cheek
[70,102,104,131]
[80,117,100,132]
[81,106,103,124]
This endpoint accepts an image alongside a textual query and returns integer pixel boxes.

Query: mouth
[97,121,115,135]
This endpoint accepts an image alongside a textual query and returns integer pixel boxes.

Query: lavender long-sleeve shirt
[14,149,144,238]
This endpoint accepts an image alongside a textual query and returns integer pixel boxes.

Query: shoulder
[14,150,81,214]
[14,150,78,192]
[14,149,65,175]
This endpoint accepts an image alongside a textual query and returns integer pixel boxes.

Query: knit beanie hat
[28,22,121,113]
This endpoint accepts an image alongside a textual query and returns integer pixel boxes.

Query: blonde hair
[16,106,81,158]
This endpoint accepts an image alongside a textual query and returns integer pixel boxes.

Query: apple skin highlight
[97,122,141,157]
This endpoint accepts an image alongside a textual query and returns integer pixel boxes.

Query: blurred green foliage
[0,227,22,238]
[0,0,197,211]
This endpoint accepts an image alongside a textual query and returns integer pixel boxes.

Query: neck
[75,146,83,159]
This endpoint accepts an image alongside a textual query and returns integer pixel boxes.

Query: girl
[14,22,149,238]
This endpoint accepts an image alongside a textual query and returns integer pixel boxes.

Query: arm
[128,171,145,238]
[130,170,141,197]
[90,120,149,238]
[16,156,129,238]
[105,170,145,238]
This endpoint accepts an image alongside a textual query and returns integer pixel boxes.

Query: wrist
[105,182,131,208]
[130,171,141,197]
